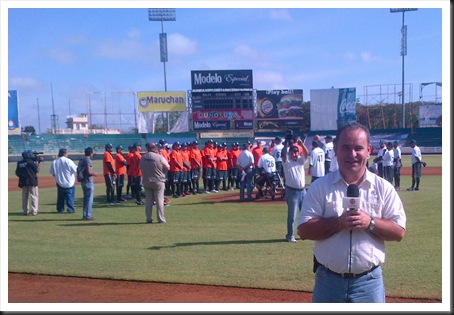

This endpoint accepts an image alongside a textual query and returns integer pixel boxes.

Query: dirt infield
[8,166,442,304]
[7,273,440,303]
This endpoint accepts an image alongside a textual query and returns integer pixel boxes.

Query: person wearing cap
[271,136,285,186]
[49,148,77,214]
[252,140,264,182]
[115,145,128,202]
[158,140,172,196]
[201,139,217,193]
[140,142,170,224]
[180,142,192,196]
[407,139,423,191]
[189,140,203,194]
[373,140,387,178]
[236,143,255,201]
[393,141,402,191]
[129,143,144,205]
[125,145,135,199]
[324,135,334,175]
[169,142,184,198]
[308,140,325,183]
[281,136,309,243]
[215,143,229,192]
[228,142,241,190]
[382,142,395,184]
[255,146,277,199]
[103,143,117,205]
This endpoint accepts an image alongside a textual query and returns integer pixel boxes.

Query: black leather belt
[286,186,305,191]
[325,265,379,278]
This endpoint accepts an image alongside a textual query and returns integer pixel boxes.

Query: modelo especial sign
[191,70,253,90]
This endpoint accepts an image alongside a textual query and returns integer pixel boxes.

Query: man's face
[334,128,371,179]
[288,147,299,161]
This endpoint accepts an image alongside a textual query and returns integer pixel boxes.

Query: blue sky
[3,1,448,133]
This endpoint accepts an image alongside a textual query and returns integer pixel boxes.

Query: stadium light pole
[390,8,418,128]
[148,8,176,133]
[148,8,176,92]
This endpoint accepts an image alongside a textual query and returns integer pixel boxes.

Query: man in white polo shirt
[49,148,78,213]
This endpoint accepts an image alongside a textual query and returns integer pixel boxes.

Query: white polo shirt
[298,169,406,274]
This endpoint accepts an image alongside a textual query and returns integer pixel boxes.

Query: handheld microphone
[345,184,359,275]
[343,184,360,211]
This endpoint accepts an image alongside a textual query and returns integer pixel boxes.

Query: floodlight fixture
[390,8,418,128]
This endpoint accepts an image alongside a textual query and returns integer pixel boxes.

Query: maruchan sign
[191,70,253,90]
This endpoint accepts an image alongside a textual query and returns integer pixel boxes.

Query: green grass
[7,158,443,300]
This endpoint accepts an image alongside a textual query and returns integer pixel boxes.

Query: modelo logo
[193,73,223,85]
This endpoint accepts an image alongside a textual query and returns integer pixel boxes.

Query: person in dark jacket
[15,150,41,215]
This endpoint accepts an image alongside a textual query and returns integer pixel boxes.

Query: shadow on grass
[148,239,287,250]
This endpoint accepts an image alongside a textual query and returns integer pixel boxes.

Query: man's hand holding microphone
[339,184,374,231]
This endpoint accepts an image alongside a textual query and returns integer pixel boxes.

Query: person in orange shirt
[169,142,184,198]
[189,140,203,194]
[180,142,192,196]
[114,145,128,202]
[201,139,217,193]
[229,142,242,190]
[103,143,117,205]
[159,139,172,196]
[252,140,264,184]
[129,143,143,205]
[215,143,229,191]
[125,145,134,199]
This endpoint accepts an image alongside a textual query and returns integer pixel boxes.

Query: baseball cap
[116,145,123,151]
[173,141,180,147]
[409,139,417,144]
[159,139,166,145]
[275,136,282,142]
[192,140,198,145]
[105,143,113,150]
[208,139,214,143]
[325,135,333,140]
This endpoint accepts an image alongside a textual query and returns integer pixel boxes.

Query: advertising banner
[192,109,253,121]
[191,70,253,90]
[137,91,186,112]
[337,87,356,128]
[8,90,20,134]
[310,88,356,130]
[419,105,442,127]
[193,120,231,131]
[256,89,304,130]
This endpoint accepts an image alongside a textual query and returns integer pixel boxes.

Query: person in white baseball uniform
[381,142,395,184]
[255,147,276,199]
[393,141,402,191]
[407,139,423,191]
[308,140,325,183]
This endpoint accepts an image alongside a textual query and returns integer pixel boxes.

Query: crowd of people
[14,123,412,302]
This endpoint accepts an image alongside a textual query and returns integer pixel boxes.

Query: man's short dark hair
[85,147,93,156]
[336,122,370,144]
[58,148,67,157]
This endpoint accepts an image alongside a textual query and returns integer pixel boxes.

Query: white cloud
[234,44,259,59]
[9,76,43,90]
[47,47,77,64]
[253,71,286,89]
[93,28,148,60]
[269,9,292,21]
[168,33,197,56]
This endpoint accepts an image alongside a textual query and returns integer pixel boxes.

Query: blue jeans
[240,168,254,201]
[284,186,306,240]
[312,265,385,303]
[82,181,94,219]
[57,184,75,213]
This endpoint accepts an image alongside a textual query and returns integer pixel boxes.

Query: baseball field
[5,154,446,311]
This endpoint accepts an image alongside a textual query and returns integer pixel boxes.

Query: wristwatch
[368,216,376,231]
